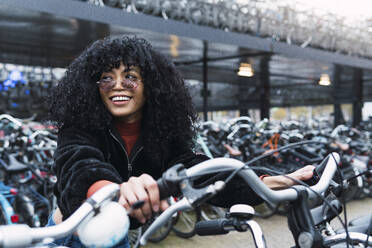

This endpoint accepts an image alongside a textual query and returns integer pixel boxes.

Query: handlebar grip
[156,163,185,200]
[303,155,330,186]
[195,219,230,236]
[157,178,171,200]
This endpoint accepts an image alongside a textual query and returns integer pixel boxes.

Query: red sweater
[114,119,141,155]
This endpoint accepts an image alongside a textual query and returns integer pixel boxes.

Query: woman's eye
[101,76,113,81]
[126,74,138,80]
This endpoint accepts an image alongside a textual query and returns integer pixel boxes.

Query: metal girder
[270,73,318,82]
[174,51,272,65]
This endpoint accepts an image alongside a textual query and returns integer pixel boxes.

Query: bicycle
[140,153,372,247]
[0,153,370,247]
[0,181,19,225]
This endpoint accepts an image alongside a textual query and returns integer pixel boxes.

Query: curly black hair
[48,36,198,154]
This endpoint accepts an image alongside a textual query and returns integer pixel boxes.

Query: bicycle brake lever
[303,156,329,186]
[180,179,225,207]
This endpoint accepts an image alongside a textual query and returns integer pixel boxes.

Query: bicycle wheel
[200,204,226,221]
[128,227,142,248]
[254,202,277,219]
[171,207,201,238]
[143,214,173,243]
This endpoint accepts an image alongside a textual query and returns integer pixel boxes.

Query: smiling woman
[46,36,206,247]
[98,64,145,123]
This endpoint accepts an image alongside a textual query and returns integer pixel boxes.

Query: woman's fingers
[129,177,152,220]
[119,174,162,224]
[293,165,315,180]
[140,174,160,212]
[120,182,147,223]
[286,165,316,186]
[160,199,169,211]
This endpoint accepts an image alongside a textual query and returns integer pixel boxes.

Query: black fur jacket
[52,124,264,226]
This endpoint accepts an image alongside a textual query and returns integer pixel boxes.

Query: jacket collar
[108,121,144,161]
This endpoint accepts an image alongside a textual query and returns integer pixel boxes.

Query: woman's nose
[112,77,124,89]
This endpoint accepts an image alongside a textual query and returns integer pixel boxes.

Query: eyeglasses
[96,78,141,91]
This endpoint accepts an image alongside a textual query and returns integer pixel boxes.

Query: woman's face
[98,63,145,123]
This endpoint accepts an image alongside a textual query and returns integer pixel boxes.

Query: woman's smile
[110,94,132,105]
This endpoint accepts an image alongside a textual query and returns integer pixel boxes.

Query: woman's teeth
[112,96,130,101]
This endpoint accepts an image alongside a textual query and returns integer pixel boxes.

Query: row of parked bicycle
[0,114,57,228]
[195,117,372,201]
[0,113,371,247]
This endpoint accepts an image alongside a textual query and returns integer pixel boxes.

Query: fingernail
[140,218,146,224]
[153,204,159,212]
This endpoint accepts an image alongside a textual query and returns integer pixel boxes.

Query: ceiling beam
[174,51,272,65]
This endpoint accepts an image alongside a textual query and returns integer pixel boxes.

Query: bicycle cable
[330,152,351,248]
[223,140,328,184]
[365,214,372,247]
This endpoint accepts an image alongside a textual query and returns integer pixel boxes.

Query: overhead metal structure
[1,0,372,125]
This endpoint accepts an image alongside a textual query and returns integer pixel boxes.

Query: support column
[202,41,208,121]
[333,65,344,127]
[259,56,270,120]
[237,73,251,117]
[352,68,363,127]
[239,108,248,116]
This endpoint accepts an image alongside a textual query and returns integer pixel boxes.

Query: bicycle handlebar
[0,114,22,128]
[195,153,338,203]
[0,183,124,248]
[323,232,372,246]
[159,152,339,204]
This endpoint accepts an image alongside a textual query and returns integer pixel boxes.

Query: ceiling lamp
[170,35,179,57]
[318,73,331,86]
[238,63,254,77]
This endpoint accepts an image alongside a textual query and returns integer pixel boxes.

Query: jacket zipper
[128,146,144,177]
[109,130,143,178]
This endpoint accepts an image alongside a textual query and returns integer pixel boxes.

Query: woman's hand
[262,165,315,190]
[118,174,169,224]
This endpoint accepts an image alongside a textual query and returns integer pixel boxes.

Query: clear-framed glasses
[96,77,141,91]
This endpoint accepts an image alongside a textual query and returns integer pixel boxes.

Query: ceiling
[1,0,372,114]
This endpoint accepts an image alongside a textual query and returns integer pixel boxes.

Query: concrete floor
[143,197,372,248]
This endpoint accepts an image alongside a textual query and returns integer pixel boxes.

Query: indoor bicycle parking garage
[0,0,372,247]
